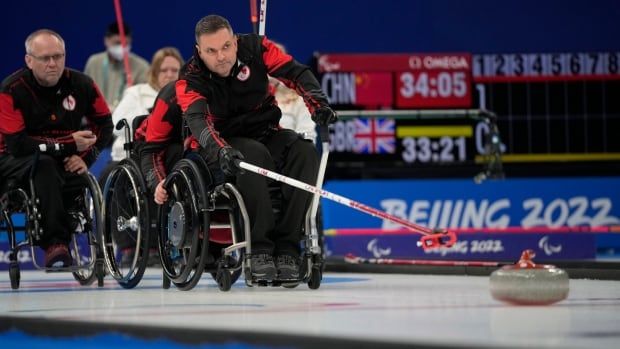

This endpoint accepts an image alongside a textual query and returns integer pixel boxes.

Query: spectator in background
[103,48,183,266]
[110,47,183,162]
[269,42,317,144]
[84,21,149,111]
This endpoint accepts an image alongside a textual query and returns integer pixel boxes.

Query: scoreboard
[473,52,620,82]
[318,53,472,108]
[472,52,620,162]
[316,51,620,178]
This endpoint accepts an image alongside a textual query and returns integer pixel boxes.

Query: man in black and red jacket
[0,29,113,268]
[140,82,236,265]
[176,14,337,282]
[138,81,183,203]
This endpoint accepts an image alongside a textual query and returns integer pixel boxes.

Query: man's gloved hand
[311,106,338,126]
[218,146,245,176]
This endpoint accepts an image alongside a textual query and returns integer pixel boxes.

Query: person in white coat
[103,47,183,266]
[110,47,184,162]
[270,42,317,143]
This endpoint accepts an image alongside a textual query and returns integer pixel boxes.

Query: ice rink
[1,268,619,348]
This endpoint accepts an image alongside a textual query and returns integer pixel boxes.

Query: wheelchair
[155,152,240,291]
[0,153,105,290]
[100,115,155,289]
[158,147,325,292]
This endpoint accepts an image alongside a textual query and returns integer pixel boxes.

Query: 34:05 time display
[396,71,471,108]
[400,72,467,98]
[402,136,467,163]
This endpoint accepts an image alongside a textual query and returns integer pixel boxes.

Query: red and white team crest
[62,95,76,111]
[237,65,251,81]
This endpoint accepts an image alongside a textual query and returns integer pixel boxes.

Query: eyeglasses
[29,53,65,63]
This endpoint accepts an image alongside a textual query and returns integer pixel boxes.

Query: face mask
[107,44,131,61]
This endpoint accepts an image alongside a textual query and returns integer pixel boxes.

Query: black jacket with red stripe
[0,67,112,165]
[176,34,329,162]
[139,82,183,190]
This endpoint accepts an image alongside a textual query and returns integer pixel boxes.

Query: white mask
[108,44,131,61]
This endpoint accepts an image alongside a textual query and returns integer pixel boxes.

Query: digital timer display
[401,136,467,163]
[397,71,469,108]
[327,111,496,167]
[316,53,472,109]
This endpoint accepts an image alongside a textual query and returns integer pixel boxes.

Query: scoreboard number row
[473,52,619,79]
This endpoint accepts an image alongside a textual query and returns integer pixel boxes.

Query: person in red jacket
[139,81,183,202]
[176,15,337,282]
[0,29,113,268]
[140,81,233,266]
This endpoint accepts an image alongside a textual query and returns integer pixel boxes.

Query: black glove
[218,146,245,176]
[311,106,338,126]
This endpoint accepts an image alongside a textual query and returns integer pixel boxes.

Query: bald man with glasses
[0,29,113,268]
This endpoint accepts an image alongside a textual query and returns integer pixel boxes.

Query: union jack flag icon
[353,118,395,154]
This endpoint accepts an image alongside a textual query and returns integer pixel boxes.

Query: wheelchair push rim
[101,159,150,288]
[158,159,210,290]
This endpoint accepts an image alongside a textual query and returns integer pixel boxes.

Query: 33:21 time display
[402,136,467,163]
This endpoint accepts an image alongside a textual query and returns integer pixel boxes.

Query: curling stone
[490,249,569,305]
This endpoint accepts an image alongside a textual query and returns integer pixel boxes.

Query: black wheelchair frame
[0,152,105,290]
[157,152,247,291]
[158,131,327,292]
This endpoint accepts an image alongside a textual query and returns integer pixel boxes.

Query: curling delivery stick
[234,159,457,250]
[258,0,268,36]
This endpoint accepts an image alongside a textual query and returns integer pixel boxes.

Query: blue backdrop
[1,0,619,79]
[322,177,620,229]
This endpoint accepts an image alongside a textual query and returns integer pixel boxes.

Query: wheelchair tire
[215,268,232,291]
[211,267,242,286]
[209,247,244,287]
[101,159,150,289]
[162,272,171,289]
[97,257,106,287]
[159,158,210,291]
[9,262,20,290]
[71,172,104,286]
[308,265,322,290]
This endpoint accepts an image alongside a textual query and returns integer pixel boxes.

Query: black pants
[201,129,319,257]
[0,154,88,249]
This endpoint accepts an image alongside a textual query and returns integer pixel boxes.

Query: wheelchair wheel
[71,172,104,286]
[210,256,243,290]
[211,266,242,286]
[207,239,244,287]
[308,265,322,290]
[9,262,20,290]
[207,185,248,290]
[215,268,232,291]
[102,159,150,289]
[158,159,210,291]
[162,272,171,289]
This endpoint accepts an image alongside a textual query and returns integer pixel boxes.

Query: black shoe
[276,255,300,281]
[251,254,276,281]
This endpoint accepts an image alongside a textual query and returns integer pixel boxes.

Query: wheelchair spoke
[115,187,136,219]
